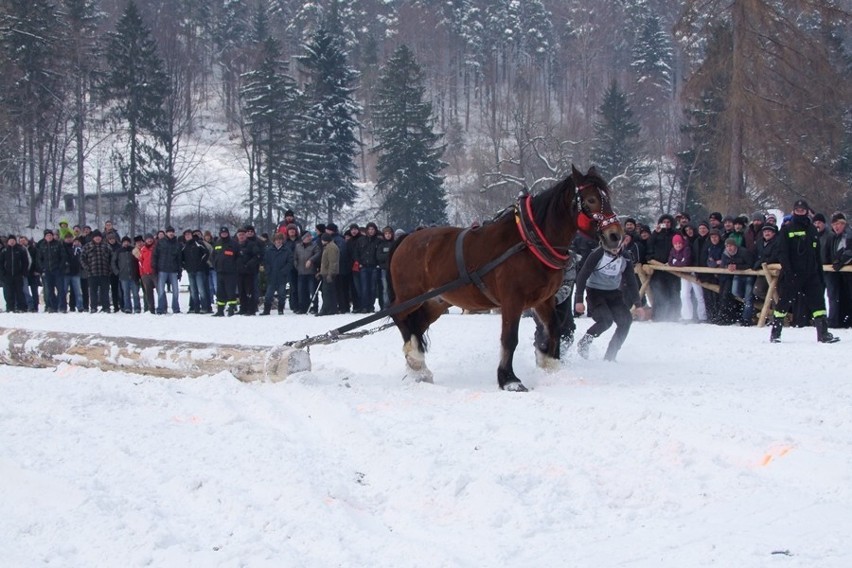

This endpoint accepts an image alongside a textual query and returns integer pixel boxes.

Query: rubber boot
[815,316,840,343]
[227,305,236,317]
[213,305,225,317]
[577,334,594,359]
[769,318,783,343]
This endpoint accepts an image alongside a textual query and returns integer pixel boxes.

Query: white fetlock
[535,349,560,370]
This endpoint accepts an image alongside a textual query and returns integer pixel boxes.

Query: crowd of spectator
[0,209,407,319]
[2,205,851,330]
[598,207,852,329]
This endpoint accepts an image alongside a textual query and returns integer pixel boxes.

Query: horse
[386,165,624,391]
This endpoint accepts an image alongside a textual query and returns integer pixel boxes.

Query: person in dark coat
[317,232,340,315]
[112,236,141,313]
[234,228,260,315]
[37,229,68,312]
[80,230,113,313]
[824,212,852,328]
[18,236,39,312]
[355,221,381,312]
[180,229,211,313]
[718,239,755,325]
[770,199,839,343]
[294,231,321,314]
[152,226,182,314]
[212,226,239,316]
[260,232,293,315]
[0,234,28,312]
[646,213,680,321]
[327,223,353,313]
[752,224,781,305]
[63,235,84,312]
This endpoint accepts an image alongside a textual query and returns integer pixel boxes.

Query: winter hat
[708,228,721,236]
[134,235,144,242]
[183,229,192,235]
[813,213,826,224]
[698,221,709,229]
[219,226,229,234]
[326,222,338,233]
[734,216,748,226]
[724,238,737,246]
[751,212,765,222]
[91,229,103,238]
[44,229,53,236]
[762,224,778,233]
[301,231,313,241]
[709,212,723,222]
[672,234,684,246]
[287,223,298,233]
[320,232,333,242]
[831,212,846,223]
[144,233,154,241]
[394,229,406,238]
[121,235,131,243]
[793,199,810,211]
[7,234,17,242]
[165,226,176,233]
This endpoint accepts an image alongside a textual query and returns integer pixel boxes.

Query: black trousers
[775,272,826,319]
[586,288,633,358]
[216,272,238,307]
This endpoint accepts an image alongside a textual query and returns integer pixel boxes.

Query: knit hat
[709,228,721,236]
[831,212,846,223]
[7,234,17,242]
[762,224,778,233]
[724,238,737,246]
[327,222,338,232]
[44,229,53,236]
[91,229,102,238]
[121,235,131,243]
[793,199,810,211]
[672,234,684,246]
[165,226,176,233]
[301,231,313,241]
[219,226,229,233]
[134,235,144,242]
[813,213,826,223]
[287,223,298,232]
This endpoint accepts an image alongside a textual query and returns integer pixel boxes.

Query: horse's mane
[528,175,577,230]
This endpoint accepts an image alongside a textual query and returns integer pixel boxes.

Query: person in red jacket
[137,234,157,314]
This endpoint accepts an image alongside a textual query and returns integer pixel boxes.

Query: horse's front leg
[498,308,528,392]
[532,299,560,370]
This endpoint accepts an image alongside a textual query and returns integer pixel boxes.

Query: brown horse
[387,166,624,391]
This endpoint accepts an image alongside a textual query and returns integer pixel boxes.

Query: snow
[1,305,850,567]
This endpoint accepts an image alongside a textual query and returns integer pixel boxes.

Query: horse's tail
[385,233,408,304]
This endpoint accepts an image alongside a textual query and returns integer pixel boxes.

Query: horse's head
[572,165,624,253]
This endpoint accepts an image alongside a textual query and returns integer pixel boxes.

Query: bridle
[575,183,621,248]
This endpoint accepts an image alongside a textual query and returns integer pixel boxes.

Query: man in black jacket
[181,229,211,313]
[153,226,183,314]
[37,229,68,312]
[770,200,839,343]
[0,235,28,312]
[212,226,239,316]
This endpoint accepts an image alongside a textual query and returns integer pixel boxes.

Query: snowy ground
[1,303,850,567]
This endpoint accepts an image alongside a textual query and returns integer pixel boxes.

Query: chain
[284,321,396,350]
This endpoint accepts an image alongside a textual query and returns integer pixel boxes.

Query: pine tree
[591,80,649,215]
[101,0,170,236]
[372,45,447,229]
[240,33,300,229]
[296,22,361,224]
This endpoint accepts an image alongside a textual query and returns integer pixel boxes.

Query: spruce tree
[296,23,361,224]
[101,0,170,236]
[590,80,649,215]
[372,45,447,229]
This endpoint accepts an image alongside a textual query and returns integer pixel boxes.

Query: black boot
[577,334,594,359]
[769,318,783,343]
[213,305,225,317]
[227,305,236,317]
[260,304,271,316]
[815,316,840,343]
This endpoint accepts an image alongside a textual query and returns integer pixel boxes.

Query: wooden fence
[634,262,852,327]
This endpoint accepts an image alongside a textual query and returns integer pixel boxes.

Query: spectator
[647,214,680,321]
[212,226,239,317]
[317,232,340,315]
[824,212,852,328]
[112,236,141,313]
[37,229,68,313]
[669,233,706,323]
[0,234,28,312]
[770,199,838,343]
[152,226,182,314]
[80,230,113,313]
[260,232,292,315]
[294,230,321,314]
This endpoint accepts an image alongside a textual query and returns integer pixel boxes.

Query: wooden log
[0,327,310,382]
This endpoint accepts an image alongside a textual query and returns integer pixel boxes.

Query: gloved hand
[834,261,843,272]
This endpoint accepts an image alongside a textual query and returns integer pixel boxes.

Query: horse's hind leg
[395,299,447,383]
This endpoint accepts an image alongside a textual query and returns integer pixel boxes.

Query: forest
[0,0,850,235]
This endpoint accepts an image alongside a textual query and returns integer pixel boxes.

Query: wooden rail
[633,262,852,327]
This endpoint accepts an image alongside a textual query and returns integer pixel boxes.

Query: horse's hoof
[502,381,528,392]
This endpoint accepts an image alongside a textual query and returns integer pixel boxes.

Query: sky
[1,302,850,567]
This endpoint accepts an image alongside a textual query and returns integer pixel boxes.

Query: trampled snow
[1,306,850,567]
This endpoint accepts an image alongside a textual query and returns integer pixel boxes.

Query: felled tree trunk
[0,327,310,382]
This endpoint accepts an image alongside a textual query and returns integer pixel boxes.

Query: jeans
[732,275,756,322]
[187,271,209,312]
[359,265,379,312]
[63,275,83,311]
[120,279,141,312]
[156,272,181,314]
[42,269,66,311]
[22,276,34,311]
